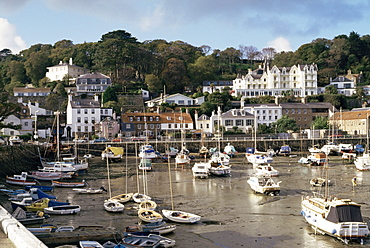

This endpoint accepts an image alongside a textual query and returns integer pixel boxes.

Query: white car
[73,138,87,143]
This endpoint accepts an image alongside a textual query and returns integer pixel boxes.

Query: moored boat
[132,193,151,203]
[161,209,201,224]
[72,187,107,194]
[79,240,104,248]
[139,200,157,211]
[101,147,124,161]
[137,209,163,223]
[52,180,87,188]
[247,176,281,196]
[103,199,125,213]
[44,205,81,215]
[208,162,231,176]
[255,165,279,177]
[191,162,209,178]
[6,172,36,186]
[109,193,133,203]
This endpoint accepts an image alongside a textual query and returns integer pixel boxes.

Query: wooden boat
[44,205,81,215]
[247,176,281,196]
[137,209,163,223]
[310,177,329,187]
[132,193,151,203]
[72,187,107,194]
[6,172,36,186]
[123,233,175,247]
[139,200,157,211]
[52,180,87,188]
[103,199,124,212]
[140,221,177,235]
[79,240,104,248]
[109,193,133,203]
[161,209,201,224]
[11,207,45,225]
[192,162,209,178]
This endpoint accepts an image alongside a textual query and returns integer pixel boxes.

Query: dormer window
[167,117,171,120]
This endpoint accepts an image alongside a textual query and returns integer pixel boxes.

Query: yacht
[139,144,157,159]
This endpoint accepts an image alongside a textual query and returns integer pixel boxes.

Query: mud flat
[1,153,369,247]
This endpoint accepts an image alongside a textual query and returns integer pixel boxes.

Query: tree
[103,86,118,104]
[0,81,21,129]
[145,74,162,94]
[161,58,189,94]
[272,115,299,133]
[325,85,338,94]
[24,51,51,86]
[199,101,217,116]
[312,116,329,129]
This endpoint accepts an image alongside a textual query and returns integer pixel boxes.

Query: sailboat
[103,150,124,212]
[301,153,369,244]
[355,114,370,170]
[162,146,201,224]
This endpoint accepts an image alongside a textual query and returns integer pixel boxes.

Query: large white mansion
[232,63,318,98]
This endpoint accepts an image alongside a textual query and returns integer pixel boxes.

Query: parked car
[93,137,109,143]
[73,138,87,143]
[112,137,125,142]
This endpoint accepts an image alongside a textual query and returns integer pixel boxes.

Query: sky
[1,0,370,55]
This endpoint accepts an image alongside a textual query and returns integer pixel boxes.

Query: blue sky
[1,0,370,54]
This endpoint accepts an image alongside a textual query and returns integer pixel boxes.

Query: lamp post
[34,110,39,143]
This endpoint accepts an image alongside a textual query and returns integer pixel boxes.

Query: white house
[0,115,21,136]
[146,93,200,108]
[46,58,89,83]
[75,72,112,95]
[242,104,283,126]
[202,80,233,93]
[13,86,51,97]
[327,76,356,96]
[232,63,318,98]
[66,94,113,138]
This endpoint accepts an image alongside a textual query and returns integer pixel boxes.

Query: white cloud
[0,18,27,54]
[268,37,292,52]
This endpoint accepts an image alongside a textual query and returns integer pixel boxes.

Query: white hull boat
[132,193,151,203]
[6,172,36,186]
[72,187,107,194]
[104,199,125,212]
[109,193,133,203]
[79,240,104,248]
[301,196,369,244]
[139,145,157,159]
[138,158,152,171]
[101,147,124,160]
[209,162,231,176]
[44,205,81,215]
[209,152,230,166]
[224,143,237,157]
[162,209,201,223]
[247,176,281,196]
[138,208,163,223]
[246,154,273,166]
[255,165,279,177]
[354,153,370,171]
[192,162,209,178]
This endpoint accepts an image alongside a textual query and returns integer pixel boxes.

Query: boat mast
[55,111,60,161]
[167,144,174,210]
[106,149,112,199]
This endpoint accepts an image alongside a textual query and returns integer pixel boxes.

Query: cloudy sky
[1,0,370,54]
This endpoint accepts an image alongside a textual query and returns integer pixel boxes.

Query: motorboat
[139,200,157,211]
[247,176,281,196]
[191,162,210,179]
[72,187,107,194]
[24,185,54,192]
[40,161,77,173]
[101,146,124,160]
[255,165,279,177]
[9,136,23,145]
[132,193,151,203]
[279,145,291,156]
[308,145,322,154]
[354,153,370,171]
[103,199,125,212]
[125,233,176,247]
[123,232,174,247]
[246,153,273,166]
[25,198,70,212]
[61,156,89,171]
[8,188,56,201]
[308,152,327,166]
[208,162,231,176]
[51,180,87,188]
[43,205,81,215]
[6,172,36,186]
[11,207,45,225]
[162,209,201,224]
[139,144,157,159]
[28,169,73,181]
[137,209,163,223]
[138,158,152,171]
[338,143,353,153]
[140,221,177,235]
[167,147,179,158]
[175,145,191,166]
[321,142,340,155]
[301,195,369,244]
[224,143,237,157]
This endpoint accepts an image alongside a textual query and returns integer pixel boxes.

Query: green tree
[312,116,329,129]
[24,51,51,86]
[103,86,118,104]
[272,115,299,133]
[325,85,338,94]
[199,101,217,116]
[161,58,189,93]
[145,74,162,93]
[103,101,121,115]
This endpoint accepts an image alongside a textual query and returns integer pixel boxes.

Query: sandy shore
[1,152,370,248]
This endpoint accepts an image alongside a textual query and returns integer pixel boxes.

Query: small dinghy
[72,187,107,194]
[104,199,124,213]
[137,209,163,223]
[79,240,104,248]
[43,205,81,215]
[139,200,157,211]
[109,193,133,203]
[132,193,151,203]
[161,209,201,224]
[140,221,177,235]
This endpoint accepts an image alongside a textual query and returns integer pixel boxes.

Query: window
[225,120,233,126]
[126,124,131,129]
[77,110,81,114]
[185,124,188,128]
[138,124,142,129]
[157,124,160,129]
[137,117,141,121]
[77,117,81,123]
[92,117,95,124]
[292,109,295,114]
[84,109,88,114]
[149,117,153,121]
[150,124,154,129]
[85,126,88,132]
[298,109,301,114]
[156,117,159,121]
[92,109,95,114]
[84,117,88,124]
[105,110,108,114]
[178,100,184,105]
[25,122,28,126]
[129,117,133,122]
[236,120,243,126]
[285,109,289,114]
[169,124,172,128]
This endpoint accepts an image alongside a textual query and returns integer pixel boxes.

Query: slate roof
[70,99,100,108]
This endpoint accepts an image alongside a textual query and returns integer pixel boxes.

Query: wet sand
[2,152,370,248]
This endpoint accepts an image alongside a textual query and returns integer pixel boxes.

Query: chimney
[68,93,73,102]
[241,97,245,108]
[18,97,23,103]
[301,97,306,104]
[69,58,73,65]
[248,69,252,74]
[94,94,99,102]
[275,96,279,105]
[59,61,62,65]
